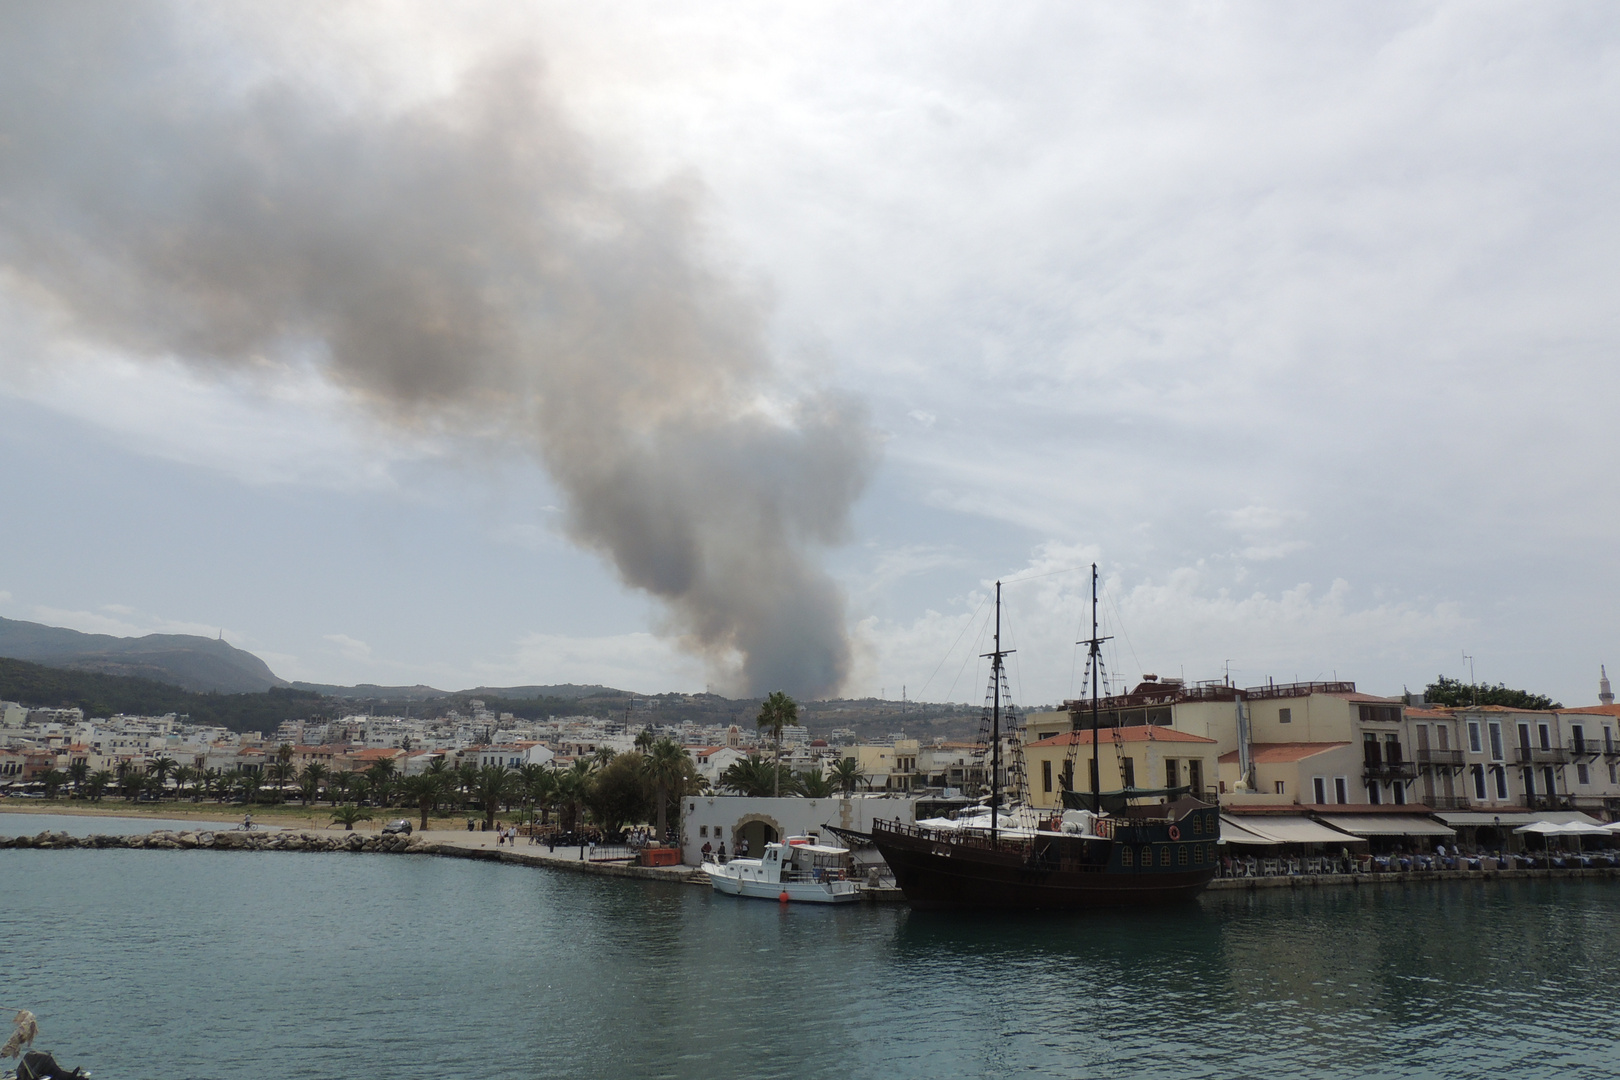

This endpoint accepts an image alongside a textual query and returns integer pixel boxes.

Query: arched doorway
[733,815,780,858]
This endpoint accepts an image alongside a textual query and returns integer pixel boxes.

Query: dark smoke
[0,4,876,697]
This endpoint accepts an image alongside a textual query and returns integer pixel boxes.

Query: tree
[554,760,595,834]
[456,763,480,808]
[587,752,651,836]
[829,757,865,794]
[471,764,514,830]
[634,727,656,752]
[401,774,444,832]
[86,769,113,802]
[67,761,89,793]
[798,768,834,799]
[300,763,329,805]
[148,756,178,795]
[266,758,296,799]
[517,763,553,828]
[720,754,800,798]
[171,765,197,800]
[40,769,67,799]
[330,804,373,831]
[1424,676,1560,711]
[645,738,691,841]
[756,691,797,797]
[328,771,353,805]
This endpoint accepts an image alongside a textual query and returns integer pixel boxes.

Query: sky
[0,2,1616,708]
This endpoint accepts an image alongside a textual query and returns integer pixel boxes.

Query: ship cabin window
[1160,846,1170,867]
[1042,760,1052,793]
[1274,780,1285,795]
[1121,846,1133,867]
[1335,777,1348,804]
[1313,776,1327,804]
[1279,707,1292,724]
[1177,845,1189,866]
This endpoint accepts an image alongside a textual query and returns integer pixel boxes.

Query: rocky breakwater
[0,828,429,854]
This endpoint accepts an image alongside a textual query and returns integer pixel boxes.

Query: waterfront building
[1023,726,1219,810]
[680,793,932,867]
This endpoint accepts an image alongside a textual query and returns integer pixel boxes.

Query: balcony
[1416,748,1466,769]
[1523,794,1574,811]
[1426,795,1473,810]
[1513,747,1569,766]
[1568,741,1604,760]
[1363,761,1416,782]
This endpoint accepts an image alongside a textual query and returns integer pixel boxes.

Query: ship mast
[1082,564,1111,809]
[982,581,1015,842]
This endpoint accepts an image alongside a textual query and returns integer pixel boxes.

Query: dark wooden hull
[872,811,1220,911]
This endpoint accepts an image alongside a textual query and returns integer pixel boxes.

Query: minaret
[1602,665,1615,707]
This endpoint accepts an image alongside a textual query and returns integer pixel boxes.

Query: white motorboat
[703,835,861,904]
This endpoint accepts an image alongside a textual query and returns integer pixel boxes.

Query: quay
[6,826,1616,901]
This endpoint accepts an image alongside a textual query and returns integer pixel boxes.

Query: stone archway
[732,813,781,858]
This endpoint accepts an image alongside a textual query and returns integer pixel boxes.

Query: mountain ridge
[0,615,288,694]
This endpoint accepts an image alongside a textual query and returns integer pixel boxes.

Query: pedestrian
[701,840,713,861]
[467,818,474,832]
[548,834,555,853]
[717,840,727,863]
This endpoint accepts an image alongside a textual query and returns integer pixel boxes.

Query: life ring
[1167,824,1181,841]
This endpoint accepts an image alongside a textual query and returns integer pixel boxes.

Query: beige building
[1022,726,1219,811]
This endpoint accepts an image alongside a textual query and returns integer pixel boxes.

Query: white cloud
[322,634,374,662]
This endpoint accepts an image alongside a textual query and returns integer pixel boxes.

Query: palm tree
[86,769,113,802]
[67,761,89,793]
[634,727,655,752]
[300,763,329,805]
[516,763,552,829]
[401,774,444,832]
[798,767,834,798]
[148,756,178,796]
[829,757,865,794]
[171,765,196,800]
[756,691,797,797]
[40,769,67,800]
[592,746,618,769]
[328,770,353,805]
[645,739,689,842]
[266,759,296,800]
[238,769,262,804]
[555,760,594,834]
[719,754,798,798]
[330,804,373,831]
[471,764,513,830]
[456,763,480,809]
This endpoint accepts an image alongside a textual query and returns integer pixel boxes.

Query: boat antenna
[981,581,1015,843]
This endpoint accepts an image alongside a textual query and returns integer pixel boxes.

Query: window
[1177,845,1189,866]
[1493,767,1508,799]
[1472,765,1487,800]
[1164,759,1177,788]
[1517,724,1532,754]
[1392,782,1405,805]
[1159,846,1170,867]
[1468,722,1482,753]
[1042,760,1052,793]
[1335,777,1348,804]
[1609,762,1617,785]
[1274,780,1285,795]
[1607,727,1615,753]
[1543,766,1556,797]
[1437,725,1451,751]
[699,825,708,837]
[1279,707,1292,724]
[1537,724,1551,751]
[1121,846,1134,867]
[1368,781,1381,804]
[1123,757,1136,787]
[1572,724,1586,753]
[1313,776,1327,804]
[1488,723,1503,761]
[1577,763,1590,785]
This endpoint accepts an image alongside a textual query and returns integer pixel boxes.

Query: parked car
[382,819,413,836]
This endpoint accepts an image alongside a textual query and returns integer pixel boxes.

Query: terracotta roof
[1218,742,1351,765]
[1405,708,1453,719]
[1341,693,1403,703]
[1027,725,1216,747]
[1560,705,1620,717]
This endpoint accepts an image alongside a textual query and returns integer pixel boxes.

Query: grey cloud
[0,3,875,697]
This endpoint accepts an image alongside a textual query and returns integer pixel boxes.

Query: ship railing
[877,819,1035,855]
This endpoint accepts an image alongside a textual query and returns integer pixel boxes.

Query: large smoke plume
[0,5,876,697]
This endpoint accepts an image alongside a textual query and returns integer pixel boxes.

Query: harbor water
[2,846,1618,1079]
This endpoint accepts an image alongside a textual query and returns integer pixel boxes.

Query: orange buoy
[779,891,790,903]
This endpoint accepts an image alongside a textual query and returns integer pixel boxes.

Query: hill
[0,656,324,733]
[0,616,287,693]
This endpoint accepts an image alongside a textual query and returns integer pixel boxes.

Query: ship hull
[872,813,1220,910]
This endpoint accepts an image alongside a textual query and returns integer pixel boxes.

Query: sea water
[1,848,1617,1079]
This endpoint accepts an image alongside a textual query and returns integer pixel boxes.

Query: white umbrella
[1512,821,1564,835]
[1557,821,1609,836]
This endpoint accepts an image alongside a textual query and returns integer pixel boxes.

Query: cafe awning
[1228,816,1357,845]
[1217,815,1282,846]
[1435,811,1603,828]
[1318,814,1455,838]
